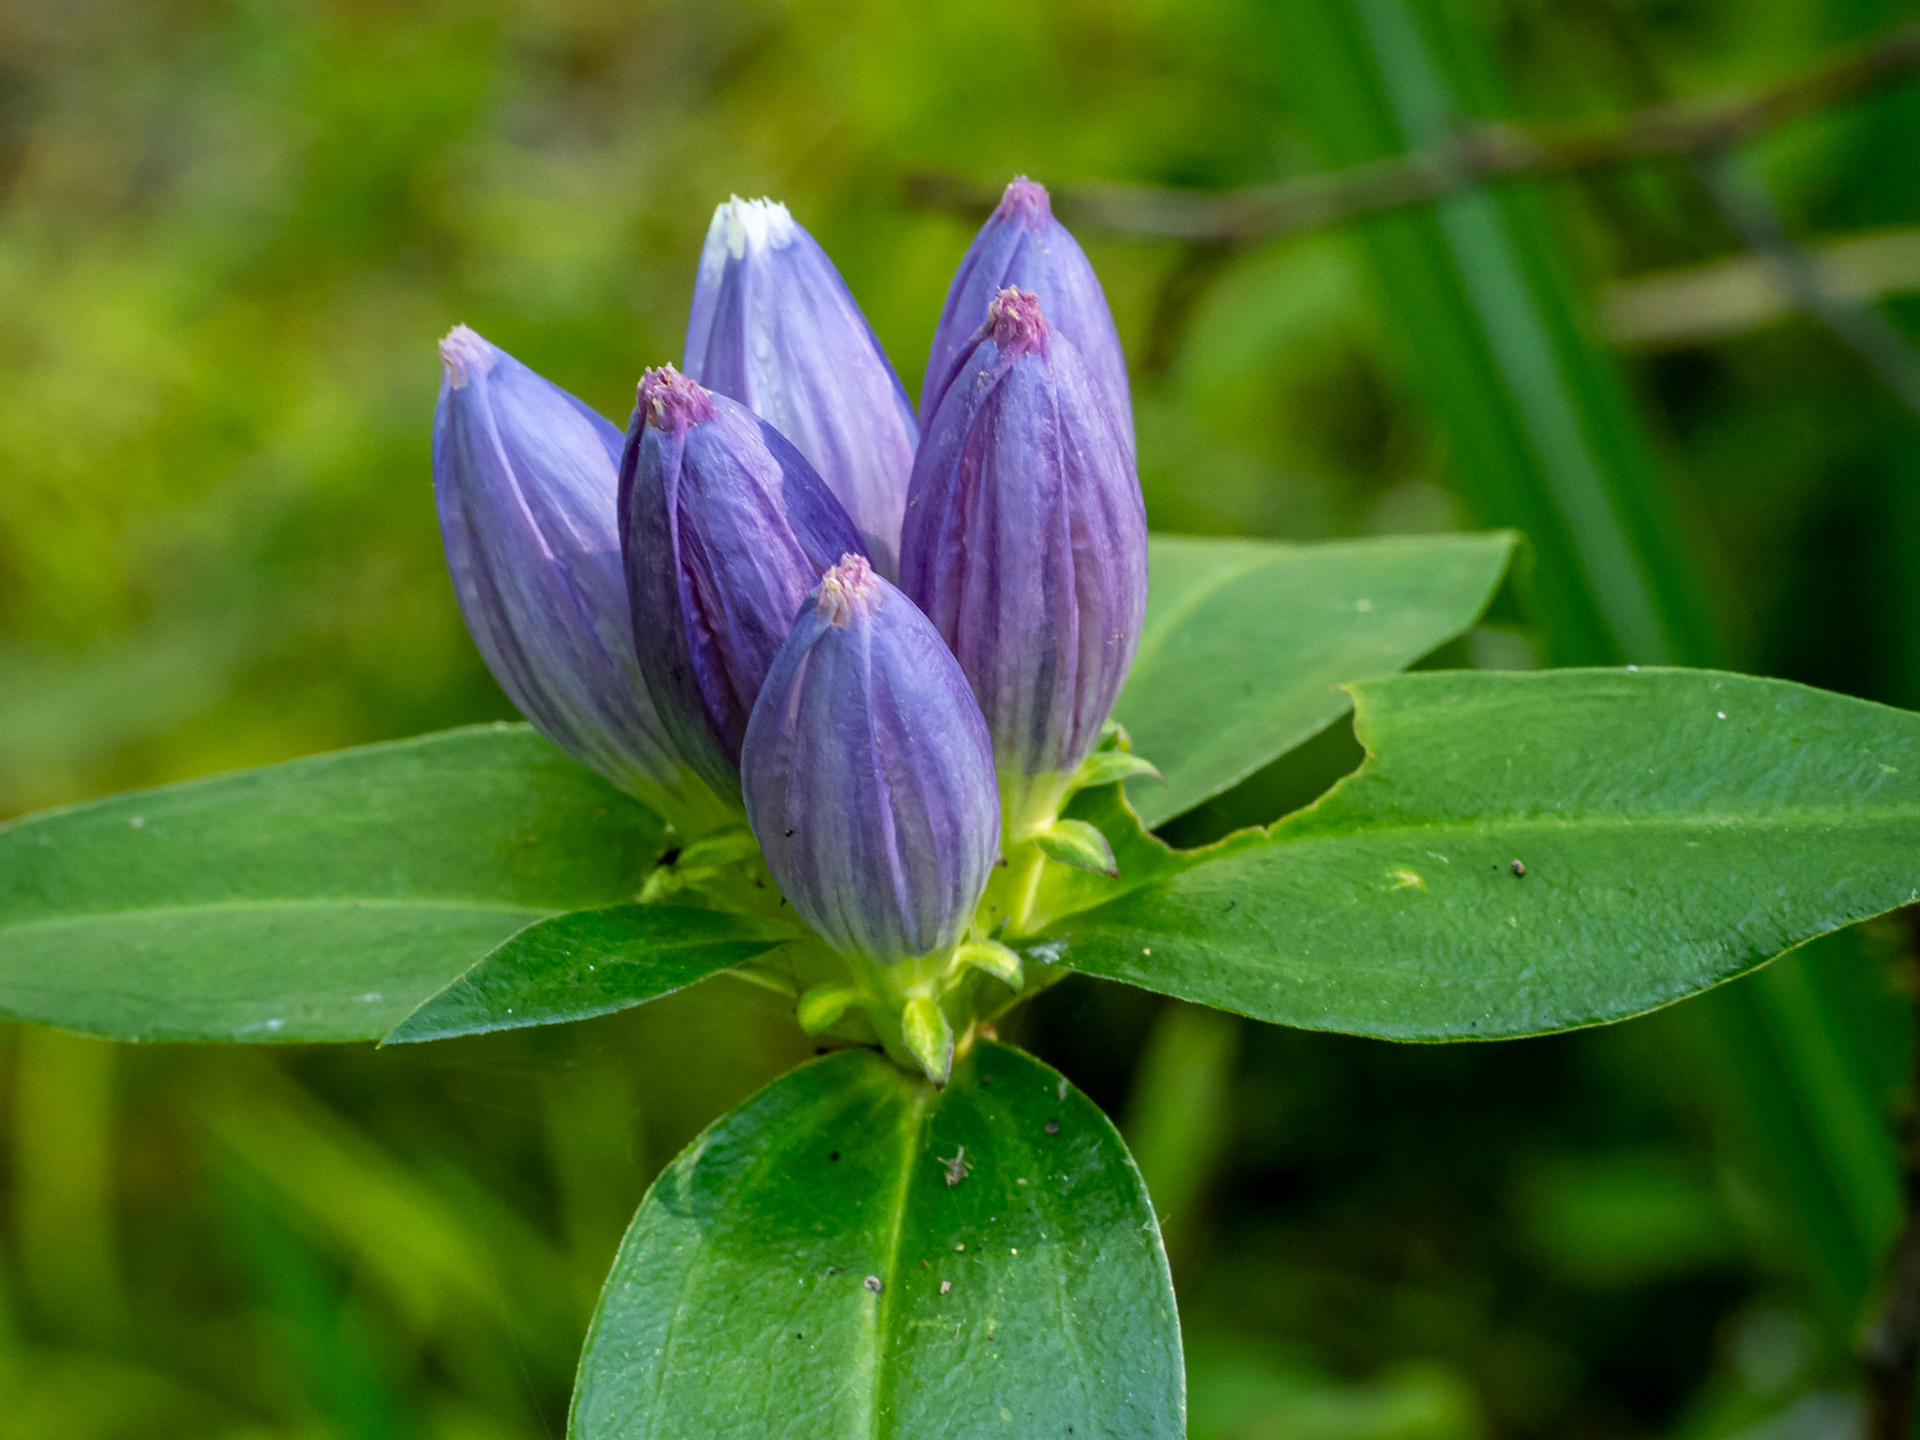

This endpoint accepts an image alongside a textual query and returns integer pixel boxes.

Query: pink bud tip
[438,325,496,389]
[815,553,883,627]
[639,364,716,431]
[993,176,1053,230]
[987,287,1049,357]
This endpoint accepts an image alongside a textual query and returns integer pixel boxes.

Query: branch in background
[905,21,1920,242]
[1698,155,1920,422]
[1602,228,1920,346]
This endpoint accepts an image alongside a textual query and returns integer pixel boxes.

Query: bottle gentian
[899,287,1149,842]
[620,365,865,802]
[920,176,1132,455]
[431,176,1149,1077]
[684,197,918,577]
[432,326,726,831]
[742,554,1000,1082]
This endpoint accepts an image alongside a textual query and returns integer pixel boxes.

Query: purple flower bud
[432,326,719,823]
[621,365,866,801]
[920,176,1132,454]
[684,197,918,576]
[899,288,1148,805]
[742,555,999,964]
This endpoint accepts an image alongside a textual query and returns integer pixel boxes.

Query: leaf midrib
[862,1076,931,1440]
[1271,800,1920,847]
[0,896,555,935]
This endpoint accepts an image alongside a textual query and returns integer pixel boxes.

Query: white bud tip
[815,553,882,627]
[438,325,496,389]
[713,195,798,261]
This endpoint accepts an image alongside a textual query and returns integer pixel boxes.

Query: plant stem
[1864,915,1920,1440]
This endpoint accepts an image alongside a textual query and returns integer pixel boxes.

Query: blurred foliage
[3,0,1920,1436]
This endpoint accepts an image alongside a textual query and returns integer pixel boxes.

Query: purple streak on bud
[621,365,866,800]
[743,555,1000,964]
[898,290,1148,784]
[431,326,707,816]
[919,176,1132,455]
[685,197,918,576]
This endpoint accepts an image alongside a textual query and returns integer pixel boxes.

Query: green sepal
[795,982,864,1036]
[955,938,1025,989]
[900,996,955,1087]
[1069,750,1164,792]
[637,825,785,918]
[1033,819,1119,877]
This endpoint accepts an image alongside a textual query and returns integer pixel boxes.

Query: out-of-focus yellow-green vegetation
[6,0,1920,1436]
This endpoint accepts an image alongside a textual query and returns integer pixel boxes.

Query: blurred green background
[4,0,1920,1435]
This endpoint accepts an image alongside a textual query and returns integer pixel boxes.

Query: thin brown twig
[904,21,1920,242]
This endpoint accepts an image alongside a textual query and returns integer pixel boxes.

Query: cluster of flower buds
[431,179,1147,1082]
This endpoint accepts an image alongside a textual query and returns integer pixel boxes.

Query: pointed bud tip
[815,553,882,627]
[438,325,496,389]
[715,194,798,259]
[993,176,1053,230]
[987,287,1049,357]
[639,364,716,431]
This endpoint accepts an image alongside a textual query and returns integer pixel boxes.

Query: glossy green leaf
[1119,531,1514,827]
[571,1041,1183,1439]
[1038,669,1920,1040]
[381,905,795,1045]
[0,724,663,1042]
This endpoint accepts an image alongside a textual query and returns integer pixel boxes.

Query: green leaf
[1036,669,1920,1040]
[0,724,663,1042]
[570,1042,1183,1439]
[1118,531,1514,827]
[381,904,795,1045]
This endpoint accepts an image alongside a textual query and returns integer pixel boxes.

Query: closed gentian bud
[899,288,1148,828]
[432,326,723,828]
[919,176,1131,454]
[742,554,999,968]
[684,198,918,576]
[621,365,865,801]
